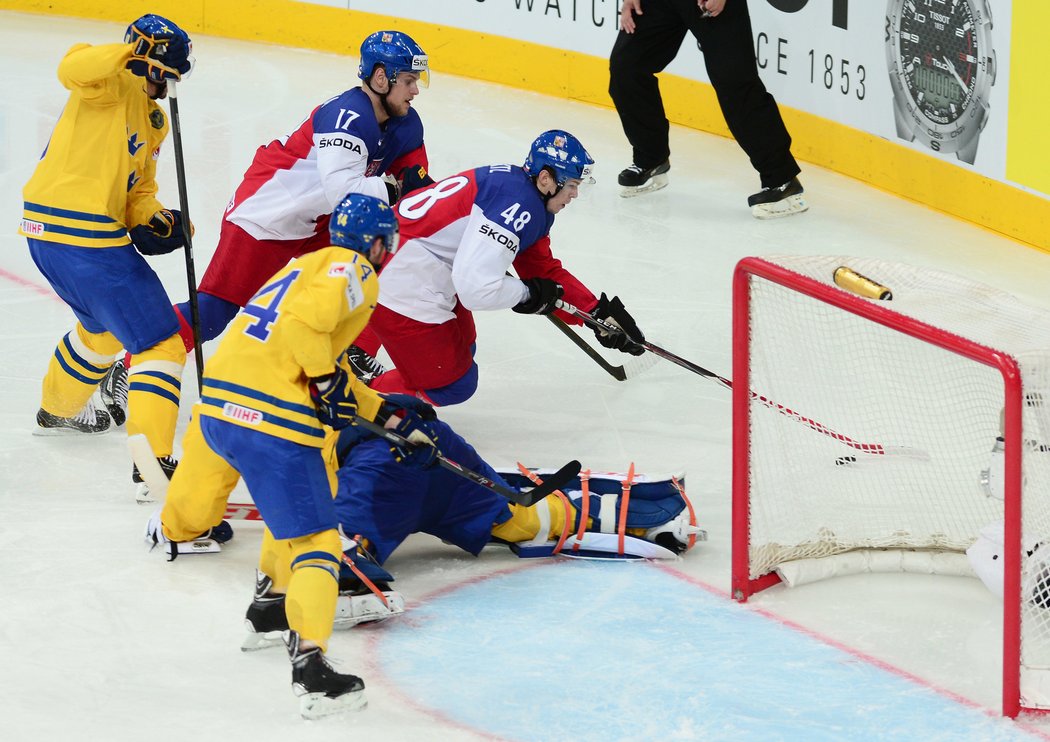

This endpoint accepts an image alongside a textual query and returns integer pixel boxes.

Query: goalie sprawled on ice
[242,412,704,648]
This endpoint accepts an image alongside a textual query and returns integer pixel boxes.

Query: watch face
[886,0,994,163]
[897,0,979,125]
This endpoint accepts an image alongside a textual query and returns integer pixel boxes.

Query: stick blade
[520,459,582,506]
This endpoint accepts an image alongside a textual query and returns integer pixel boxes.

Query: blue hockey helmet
[330,193,400,257]
[523,130,595,187]
[358,31,429,89]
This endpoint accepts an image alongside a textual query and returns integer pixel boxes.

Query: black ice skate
[617,160,670,198]
[242,571,289,651]
[99,357,129,426]
[286,630,367,718]
[345,344,386,385]
[132,454,177,503]
[747,177,808,219]
[34,401,112,436]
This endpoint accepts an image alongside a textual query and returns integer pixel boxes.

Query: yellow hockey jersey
[19,43,168,248]
[198,246,385,447]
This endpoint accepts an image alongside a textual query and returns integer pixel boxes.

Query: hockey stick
[546,313,627,381]
[166,79,205,395]
[353,416,581,506]
[555,300,927,459]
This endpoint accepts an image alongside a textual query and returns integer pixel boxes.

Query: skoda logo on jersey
[479,224,519,254]
[318,135,362,154]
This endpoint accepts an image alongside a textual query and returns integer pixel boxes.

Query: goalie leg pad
[334,590,405,629]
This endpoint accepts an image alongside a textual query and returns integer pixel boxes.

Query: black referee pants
[609,0,800,189]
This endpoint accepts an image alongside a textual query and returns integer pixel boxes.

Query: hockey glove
[130,210,187,256]
[398,164,435,196]
[311,365,359,430]
[126,14,193,82]
[513,277,563,315]
[379,394,439,469]
[591,292,645,356]
[390,413,439,469]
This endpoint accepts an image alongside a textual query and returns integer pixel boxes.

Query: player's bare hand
[620,0,643,33]
[699,0,726,17]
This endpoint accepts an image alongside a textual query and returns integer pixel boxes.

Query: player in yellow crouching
[146,193,441,719]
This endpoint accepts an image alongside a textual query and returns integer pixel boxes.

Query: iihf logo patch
[20,219,44,236]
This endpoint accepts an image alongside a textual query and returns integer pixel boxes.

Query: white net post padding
[731,256,1050,717]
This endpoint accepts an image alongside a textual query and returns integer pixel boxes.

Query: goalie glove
[591,292,645,356]
[310,365,359,430]
[131,210,190,255]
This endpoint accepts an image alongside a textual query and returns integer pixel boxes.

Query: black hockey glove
[591,293,645,356]
[380,394,440,469]
[310,365,358,430]
[398,164,435,196]
[131,209,186,255]
[513,277,563,315]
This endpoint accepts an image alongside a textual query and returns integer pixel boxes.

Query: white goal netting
[736,255,1050,713]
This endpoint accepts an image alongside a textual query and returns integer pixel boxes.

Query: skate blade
[751,194,808,219]
[241,630,285,652]
[618,174,669,198]
[32,425,111,437]
[298,689,367,719]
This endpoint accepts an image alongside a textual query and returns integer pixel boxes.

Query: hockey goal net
[732,255,1050,717]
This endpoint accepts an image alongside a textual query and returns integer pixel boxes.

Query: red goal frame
[730,256,1026,717]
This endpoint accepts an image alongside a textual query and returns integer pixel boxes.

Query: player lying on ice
[239,408,705,651]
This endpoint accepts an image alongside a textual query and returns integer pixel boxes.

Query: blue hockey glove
[591,292,645,356]
[131,210,186,255]
[390,413,439,469]
[513,277,563,315]
[125,14,193,82]
[379,394,439,469]
[311,365,358,430]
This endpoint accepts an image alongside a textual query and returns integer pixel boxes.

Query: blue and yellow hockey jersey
[198,246,385,447]
[19,42,169,248]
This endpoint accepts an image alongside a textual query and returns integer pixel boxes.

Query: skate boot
[34,400,112,436]
[133,455,177,503]
[242,571,289,651]
[99,358,129,426]
[747,177,808,219]
[286,631,367,719]
[618,160,670,198]
[345,344,386,385]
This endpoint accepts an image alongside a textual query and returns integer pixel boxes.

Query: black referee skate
[286,631,367,718]
[345,344,386,385]
[747,177,808,219]
[99,357,129,426]
[34,401,112,436]
[617,160,670,198]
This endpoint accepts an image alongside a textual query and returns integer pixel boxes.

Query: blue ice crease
[374,560,1042,742]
